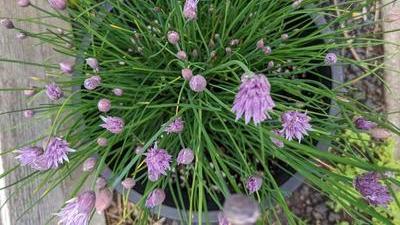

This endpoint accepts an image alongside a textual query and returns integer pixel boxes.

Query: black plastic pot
[75,3,344,225]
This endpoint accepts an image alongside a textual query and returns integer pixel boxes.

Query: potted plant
[1,0,398,224]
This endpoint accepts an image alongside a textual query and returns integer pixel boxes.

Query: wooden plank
[0,1,106,225]
[383,0,400,160]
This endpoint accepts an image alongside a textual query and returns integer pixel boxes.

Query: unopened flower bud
[23,110,34,118]
[262,46,272,55]
[167,31,180,44]
[17,0,31,7]
[177,148,194,165]
[121,178,136,189]
[24,88,35,96]
[98,98,111,113]
[82,157,97,172]
[325,53,337,65]
[256,39,264,49]
[59,61,74,74]
[189,75,207,92]
[368,128,392,140]
[112,88,123,96]
[97,137,108,147]
[176,51,187,60]
[48,0,67,10]
[181,68,193,81]
[86,58,100,72]
[96,177,107,189]
[95,188,113,214]
[230,39,240,46]
[281,33,289,41]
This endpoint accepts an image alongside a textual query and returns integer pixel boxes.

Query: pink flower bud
[167,31,180,44]
[177,148,194,165]
[48,0,67,10]
[17,0,31,7]
[84,75,101,90]
[189,75,207,92]
[59,61,74,74]
[281,33,289,41]
[82,157,97,172]
[1,19,15,29]
[98,98,111,112]
[325,53,337,65]
[181,68,193,81]
[86,58,99,72]
[176,51,187,60]
[262,46,272,55]
[97,137,108,147]
[256,39,264,49]
[112,88,123,96]
[368,128,392,140]
[145,188,166,208]
[121,178,136,189]
[24,88,35,96]
[96,177,107,189]
[23,110,34,118]
[95,188,113,214]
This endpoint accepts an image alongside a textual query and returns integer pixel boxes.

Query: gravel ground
[104,2,385,225]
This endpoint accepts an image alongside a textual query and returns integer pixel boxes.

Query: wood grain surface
[0,1,105,225]
[383,0,400,160]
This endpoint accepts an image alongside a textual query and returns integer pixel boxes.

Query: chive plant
[0,0,399,224]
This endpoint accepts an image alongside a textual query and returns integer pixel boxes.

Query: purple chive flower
[354,117,377,130]
[246,175,263,193]
[1,19,15,29]
[145,188,166,208]
[58,191,95,225]
[167,31,180,44]
[189,75,207,92]
[42,137,74,169]
[354,172,392,206]
[46,82,64,101]
[84,75,101,90]
[145,147,172,181]
[280,111,312,142]
[98,98,111,113]
[15,146,43,167]
[183,0,199,21]
[271,130,284,148]
[121,178,136,189]
[100,116,124,134]
[223,194,261,225]
[218,213,229,225]
[23,110,34,118]
[256,39,264,49]
[16,32,27,40]
[232,74,275,125]
[165,117,184,134]
[177,148,195,165]
[325,53,337,65]
[82,157,97,172]
[17,0,31,7]
[86,58,99,72]
[176,50,187,60]
[59,61,74,74]
[97,137,108,147]
[95,188,113,214]
[181,68,193,81]
[112,88,123,96]
[48,0,67,10]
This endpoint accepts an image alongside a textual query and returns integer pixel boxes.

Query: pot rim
[74,3,344,224]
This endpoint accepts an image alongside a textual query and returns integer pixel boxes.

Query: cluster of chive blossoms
[5,1,395,224]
